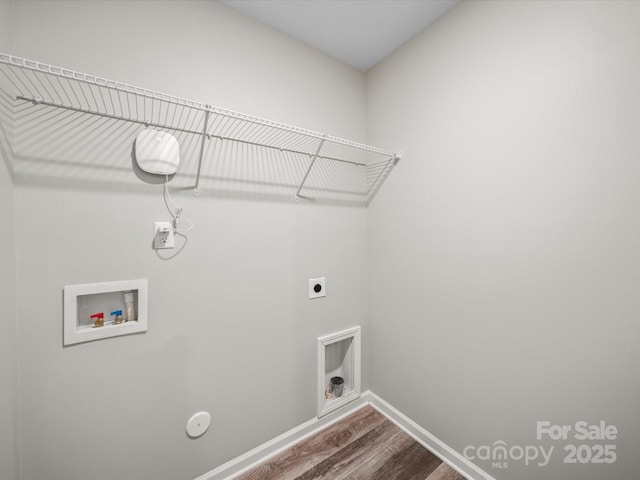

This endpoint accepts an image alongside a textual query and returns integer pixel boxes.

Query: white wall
[11,2,640,479]
[11,1,368,479]
[0,2,18,479]
[367,1,640,479]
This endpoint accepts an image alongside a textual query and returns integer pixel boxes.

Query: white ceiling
[219,0,462,72]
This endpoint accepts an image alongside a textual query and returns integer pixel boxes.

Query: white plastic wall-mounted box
[63,279,148,346]
[317,326,361,418]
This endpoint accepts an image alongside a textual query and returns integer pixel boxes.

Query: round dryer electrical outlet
[186,411,211,438]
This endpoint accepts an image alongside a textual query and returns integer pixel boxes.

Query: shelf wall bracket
[365,151,403,203]
[295,137,326,201]
[193,108,211,196]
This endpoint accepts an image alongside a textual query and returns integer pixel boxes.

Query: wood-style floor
[235,405,467,480]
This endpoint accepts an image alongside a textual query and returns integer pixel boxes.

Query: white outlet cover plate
[309,277,326,299]
[186,411,211,438]
[154,221,175,249]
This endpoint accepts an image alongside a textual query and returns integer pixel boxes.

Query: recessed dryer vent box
[317,326,361,418]
[63,279,148,346]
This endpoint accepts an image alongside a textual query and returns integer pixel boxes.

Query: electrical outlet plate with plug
[154,221,175,249]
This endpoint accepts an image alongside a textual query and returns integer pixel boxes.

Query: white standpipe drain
[186,411,211,438]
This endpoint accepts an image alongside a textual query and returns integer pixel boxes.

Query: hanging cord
[163,175,194,233]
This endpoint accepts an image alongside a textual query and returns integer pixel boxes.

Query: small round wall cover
[186,411,211,439]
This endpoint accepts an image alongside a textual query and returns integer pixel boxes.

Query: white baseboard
[365,391,497,480]
[195,394,369,480]
[195,390,496,480]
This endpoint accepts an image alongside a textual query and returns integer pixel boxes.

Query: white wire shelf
[0,53,400,204]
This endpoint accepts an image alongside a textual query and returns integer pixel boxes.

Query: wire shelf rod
[13,94,374,171]
[15,95,205,136]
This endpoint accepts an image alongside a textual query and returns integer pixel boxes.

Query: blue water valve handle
[110,310,124,325]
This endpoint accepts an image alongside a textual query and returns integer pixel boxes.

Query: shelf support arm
[295,138,325,200]
[193,108,211,196]
[365,151,403,203]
